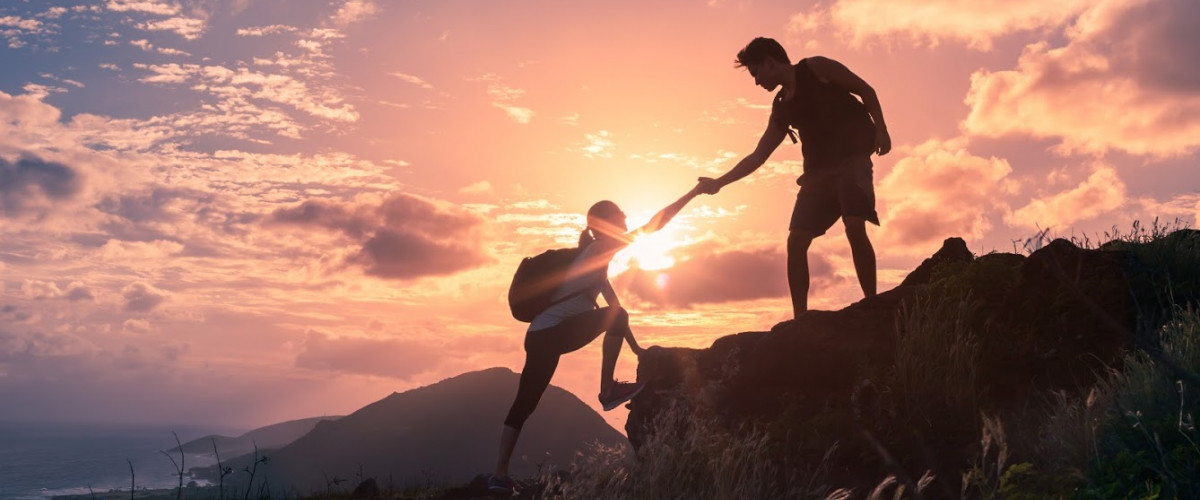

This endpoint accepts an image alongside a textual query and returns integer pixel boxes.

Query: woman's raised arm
[629,184,704,238]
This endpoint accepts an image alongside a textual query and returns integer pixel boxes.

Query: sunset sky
[1,0,1197,432]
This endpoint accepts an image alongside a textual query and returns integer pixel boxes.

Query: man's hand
[874,126,892,156]
[697,177,721,195]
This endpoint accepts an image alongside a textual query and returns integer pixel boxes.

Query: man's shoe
[599,381,645,411]
[487,474,516,495]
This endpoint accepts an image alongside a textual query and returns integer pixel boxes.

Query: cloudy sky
[1,0,1197,431]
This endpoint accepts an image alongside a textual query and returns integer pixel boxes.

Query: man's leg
[843,216,877,298]
[787,230,817,319]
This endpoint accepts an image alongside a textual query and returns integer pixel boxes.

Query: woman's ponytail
[578,227,595,249]
[579,200,618,249]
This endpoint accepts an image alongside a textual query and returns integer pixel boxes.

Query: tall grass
[539,399,836,499]
[959,224,1200,499]
[891,289,983,430]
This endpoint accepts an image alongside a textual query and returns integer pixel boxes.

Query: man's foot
[487,474,517,495]
[599,381,645,411]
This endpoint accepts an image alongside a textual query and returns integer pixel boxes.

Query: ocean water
[0,421,238,500]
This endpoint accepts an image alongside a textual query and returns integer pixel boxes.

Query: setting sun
[609,213,692,276]
[622,232,679,271]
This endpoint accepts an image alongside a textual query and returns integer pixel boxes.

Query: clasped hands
[693,177,721,196]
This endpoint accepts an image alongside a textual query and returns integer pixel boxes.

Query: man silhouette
[699,37,891,320]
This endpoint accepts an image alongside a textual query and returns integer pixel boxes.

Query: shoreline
[52,485,224,500]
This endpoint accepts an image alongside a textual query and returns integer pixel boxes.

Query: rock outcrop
[627,234,1160,495]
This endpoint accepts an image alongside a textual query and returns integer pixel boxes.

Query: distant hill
[197,367,626,494]
[172,416,342,458]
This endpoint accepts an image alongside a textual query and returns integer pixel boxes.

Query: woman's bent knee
[605,307,629,337]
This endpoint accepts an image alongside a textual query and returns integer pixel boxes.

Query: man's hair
[735,37,790,68]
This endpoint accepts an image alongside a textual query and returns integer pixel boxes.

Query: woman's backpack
[507,247,584,322]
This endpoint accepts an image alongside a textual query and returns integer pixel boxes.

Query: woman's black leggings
[503,306,630,430]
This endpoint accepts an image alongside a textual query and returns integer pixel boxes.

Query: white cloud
[38,7,69,19]
[0,16,44,31]
[391,71,434,89]
[137,16,206,40]
[459,181,493,195]
[128,39,189,56]
[135,62,358,125]
[105,0,180,16]
[472,75,535,124]
[494,104,534,124]
[237,25,298,37]
[577,130,614,159]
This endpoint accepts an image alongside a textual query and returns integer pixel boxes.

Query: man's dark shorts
[789,156,880,236]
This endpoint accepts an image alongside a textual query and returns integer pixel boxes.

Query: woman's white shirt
[526,241,615,332]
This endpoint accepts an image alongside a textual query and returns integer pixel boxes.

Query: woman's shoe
[487,474,516,495]
[599,381,645,411]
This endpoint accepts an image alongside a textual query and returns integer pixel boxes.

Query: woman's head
[587,200,627,236]
[578,200,626,247]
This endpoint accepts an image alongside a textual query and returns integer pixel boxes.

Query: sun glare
[625,232,678,270]
[610,219,688,277]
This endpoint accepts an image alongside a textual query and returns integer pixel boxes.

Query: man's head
[735,37,789,68]
[735,37,792,92]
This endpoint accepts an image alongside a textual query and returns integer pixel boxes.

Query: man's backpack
[507,247,584,322]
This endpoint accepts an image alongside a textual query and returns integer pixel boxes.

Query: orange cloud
[270,193,493,280]
[295,330,440,380]
[790,0,1091,50]
[1005,164,1126,229]
[616,240,840,308]
[877,139,1017,253]
[964,0,1200,156]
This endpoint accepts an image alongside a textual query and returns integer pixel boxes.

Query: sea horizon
[0,420,246,500]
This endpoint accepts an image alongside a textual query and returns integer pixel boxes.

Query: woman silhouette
[490,184,703,494]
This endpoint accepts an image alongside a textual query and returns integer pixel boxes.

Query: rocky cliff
[627,230,1199,496]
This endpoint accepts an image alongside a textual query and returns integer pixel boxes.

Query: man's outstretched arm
[806,56,891,156]
[699,121,788,194]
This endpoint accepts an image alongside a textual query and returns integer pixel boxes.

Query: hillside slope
[204,367,625,494]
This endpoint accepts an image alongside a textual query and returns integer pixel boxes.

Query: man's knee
[843,217,870,242]
[788,230,816,250]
